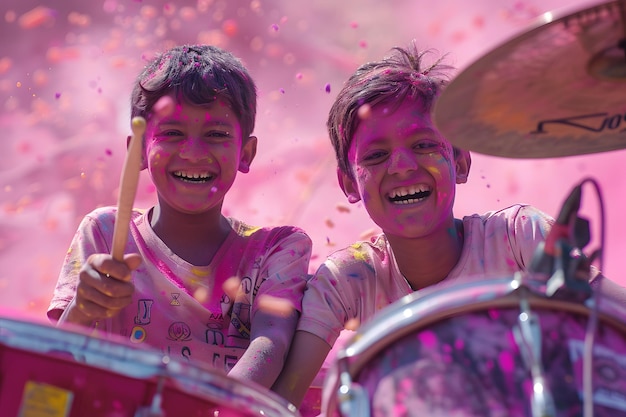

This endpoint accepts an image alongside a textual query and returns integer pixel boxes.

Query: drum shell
[323,277,626,417]
[0,314,299,417]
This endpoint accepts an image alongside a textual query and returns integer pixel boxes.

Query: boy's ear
[454,148,471,184]
[337,168,361,204]
[127,135,148,170]
[238,136,257,173]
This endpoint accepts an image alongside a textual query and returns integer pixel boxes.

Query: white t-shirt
[298,204,553,346]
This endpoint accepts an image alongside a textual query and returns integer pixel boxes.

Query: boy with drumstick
[47,44,312,389]
[271,42,626,412]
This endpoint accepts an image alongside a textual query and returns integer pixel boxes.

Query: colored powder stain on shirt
[69,259,81,275]
[242,226,262,237]
[349,244,370,264]
[190,266,210,278]
[352,251,367,262]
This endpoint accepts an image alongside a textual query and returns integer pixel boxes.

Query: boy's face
[340,98,470,239]
[143,97,256,215]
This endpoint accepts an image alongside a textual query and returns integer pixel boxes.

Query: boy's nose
[387,148,418,175]
[179,137,209,161]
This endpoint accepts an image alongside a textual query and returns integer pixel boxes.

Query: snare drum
[0,313,299,417]
[323,276,626,417]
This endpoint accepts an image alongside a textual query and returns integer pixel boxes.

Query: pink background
[1,0,624,321]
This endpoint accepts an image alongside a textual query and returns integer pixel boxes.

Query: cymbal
[433,0,626,158]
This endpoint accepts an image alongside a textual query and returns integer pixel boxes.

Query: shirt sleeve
[295,262,346,346]
[507,205,555,270]
[252,228,312,320]
[296,247,373,346]
[47,211,112,321]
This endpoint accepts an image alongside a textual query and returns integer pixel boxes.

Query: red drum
[322,276,626,417]
[0,314,299,417]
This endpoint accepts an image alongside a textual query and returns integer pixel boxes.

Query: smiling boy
[272,43,558,410]
[48,44,312,388]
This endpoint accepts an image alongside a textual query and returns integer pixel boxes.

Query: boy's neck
[148,204,232,266]
[386,218,464,291]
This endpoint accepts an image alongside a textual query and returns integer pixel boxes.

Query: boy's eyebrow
[363,126,437,144]
[157,117,235,128]
[401,125,437,136]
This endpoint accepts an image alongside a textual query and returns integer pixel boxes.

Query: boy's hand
[59,253,142,327]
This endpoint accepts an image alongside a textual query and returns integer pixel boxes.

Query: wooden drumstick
[111,116,146,262]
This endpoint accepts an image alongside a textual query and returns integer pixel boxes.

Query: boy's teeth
[388,184,432,204]
[389,185,428,198]
[174,171,210,180]
[174,171,211,182]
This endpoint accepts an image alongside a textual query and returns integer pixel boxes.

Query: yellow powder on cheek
[148,149,170,165]
[428,166,442,177]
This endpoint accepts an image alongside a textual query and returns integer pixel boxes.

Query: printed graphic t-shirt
[48,206,312,371]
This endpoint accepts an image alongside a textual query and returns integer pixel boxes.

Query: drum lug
[134,376,166,417]
[514,297,557,417]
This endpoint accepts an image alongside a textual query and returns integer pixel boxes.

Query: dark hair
[327,42,453,177]
[130,44,257,139]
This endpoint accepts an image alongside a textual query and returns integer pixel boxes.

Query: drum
[0,313,300,417]
[322,276,626,417]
